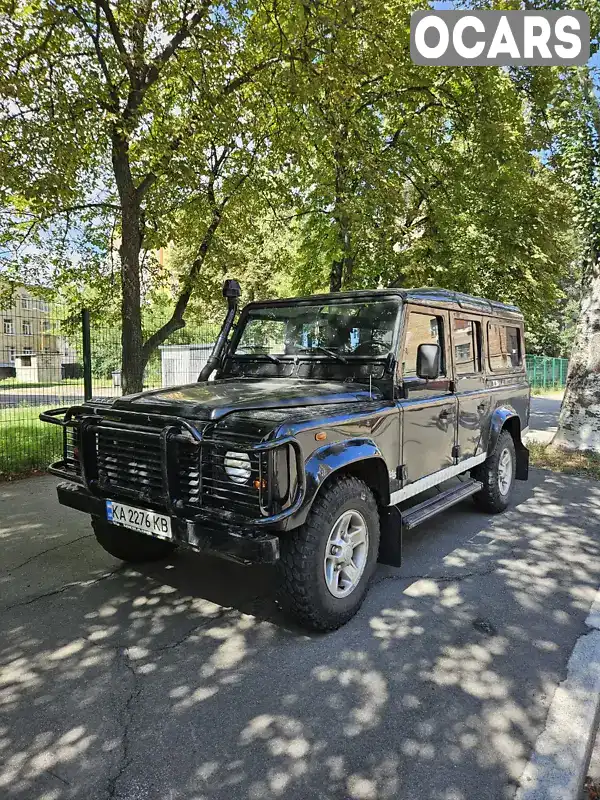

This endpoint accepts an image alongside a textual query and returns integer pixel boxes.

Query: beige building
[0,287,60,371]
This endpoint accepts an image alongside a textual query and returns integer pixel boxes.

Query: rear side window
[453,318,481,374]
[403,312,445,377]
[488,323,522,370]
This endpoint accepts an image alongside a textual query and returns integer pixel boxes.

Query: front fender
[288,438,388,528]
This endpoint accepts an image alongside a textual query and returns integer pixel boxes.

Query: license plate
[106,500,172,540]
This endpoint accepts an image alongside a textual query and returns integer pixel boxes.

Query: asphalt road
[2,468,600,800]
[527,396,563,444]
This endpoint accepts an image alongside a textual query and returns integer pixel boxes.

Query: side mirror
[416,343,441,380]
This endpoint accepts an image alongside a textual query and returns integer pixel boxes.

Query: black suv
[42,282,530,630]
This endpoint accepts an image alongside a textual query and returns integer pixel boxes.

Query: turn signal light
[253,478,267,490]
[315,431,327,441]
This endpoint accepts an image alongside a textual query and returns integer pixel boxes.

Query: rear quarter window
[488,323,522,371]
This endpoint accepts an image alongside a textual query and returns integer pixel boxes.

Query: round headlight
[224,451,251,484]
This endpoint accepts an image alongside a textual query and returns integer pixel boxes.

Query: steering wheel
[352,339,389,355]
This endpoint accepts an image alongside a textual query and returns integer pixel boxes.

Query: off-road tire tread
[278,476,380,631]
[92,517,176,562]
[472,430,516,513]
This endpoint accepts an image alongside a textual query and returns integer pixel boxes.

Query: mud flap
[516,441,530,481]
[378,505,403,567]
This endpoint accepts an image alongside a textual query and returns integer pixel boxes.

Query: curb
[515,592,600,800]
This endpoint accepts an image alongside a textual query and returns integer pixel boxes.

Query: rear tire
[278,476,380,631]
[472,430,516,513]
[92,517,176,563]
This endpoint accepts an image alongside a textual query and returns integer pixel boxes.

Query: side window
[488,323,522,370]
[403,312,445,377]
[453,318,481,375]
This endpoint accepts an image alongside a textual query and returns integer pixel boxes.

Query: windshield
[232,298,401,360]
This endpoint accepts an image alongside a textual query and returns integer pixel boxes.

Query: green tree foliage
[0,0,581,388]
[263,7,577,335]
[0,0,315,392]
[551,64,600,450]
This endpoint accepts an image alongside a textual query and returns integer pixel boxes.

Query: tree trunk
[112,132,146,395]
[329,216,354,292]
[553,256,600,453]
[329,136,353,292]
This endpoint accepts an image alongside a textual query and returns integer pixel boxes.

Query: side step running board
[400,480,483,530]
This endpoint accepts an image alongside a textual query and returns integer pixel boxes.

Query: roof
[244,287,522,319]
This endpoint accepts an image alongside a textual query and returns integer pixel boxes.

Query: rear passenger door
[399,307,457,484]
[451,313,489,461]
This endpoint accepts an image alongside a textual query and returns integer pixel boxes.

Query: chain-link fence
[87,313,220,398]
[0,292,84,477]
[0,297,221,477]
[525,355,569,391]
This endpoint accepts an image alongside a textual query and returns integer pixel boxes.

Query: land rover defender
[42,282,530,630]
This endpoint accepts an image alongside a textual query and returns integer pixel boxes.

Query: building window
[22,321,32,336]
[21,297,32,310]
[488,323,522,371]
[23,347,32,355]
[3,319,14,335]
[8,347,15,362]
[21,355,32,366]
[42,320,51,332]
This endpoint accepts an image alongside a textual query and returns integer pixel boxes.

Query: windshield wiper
[297,346,348,364]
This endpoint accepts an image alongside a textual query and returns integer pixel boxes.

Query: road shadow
[1,471,599,800]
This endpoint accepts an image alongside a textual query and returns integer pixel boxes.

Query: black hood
[110,378,382,421]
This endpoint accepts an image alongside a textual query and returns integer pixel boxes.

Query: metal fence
[0,293,85,477]
[525,355,569,391]
[0,295,220,478]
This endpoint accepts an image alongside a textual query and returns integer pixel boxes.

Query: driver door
[398,307,457,485]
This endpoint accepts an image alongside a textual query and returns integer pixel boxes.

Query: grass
[528,440,600,481]
[0,406,62,479]
[530,386,565,398]
[0,378,101,391]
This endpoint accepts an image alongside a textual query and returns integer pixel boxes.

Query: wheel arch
[489,408,529,481]
[289,439,391,529]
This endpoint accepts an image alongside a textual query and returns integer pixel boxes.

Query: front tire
[92,517,176,563]
[278,476,380,631]
[472,430,516,513]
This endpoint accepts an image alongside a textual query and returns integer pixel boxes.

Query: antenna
[369,372,372,399]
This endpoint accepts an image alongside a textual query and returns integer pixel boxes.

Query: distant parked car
[42,281,530,631]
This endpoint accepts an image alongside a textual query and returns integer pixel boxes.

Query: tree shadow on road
[1,471,599,800]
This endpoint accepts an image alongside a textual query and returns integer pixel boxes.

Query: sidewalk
[1,470,600,799]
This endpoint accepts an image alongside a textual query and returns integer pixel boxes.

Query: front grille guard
[40,406,306,526]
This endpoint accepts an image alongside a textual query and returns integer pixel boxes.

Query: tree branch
[141,204,224,357]
[66,3,120,110]
[95,0,136,82]
[124,0,212,122]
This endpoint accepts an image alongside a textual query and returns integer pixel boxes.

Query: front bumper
[57,482,280,565]
[41,405,305,530]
